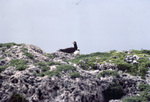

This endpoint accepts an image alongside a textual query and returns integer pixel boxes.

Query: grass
[69,72,82,78]
[38,65,76,77]
[122,83,150,102]
[98,70,120,77]
[10,59,28,71]
[0,42,22,48]
[0,65,8,73]
[23,52,34,59]
[20,47,28,51]
[9,93,27,102]
[70,49,150,78]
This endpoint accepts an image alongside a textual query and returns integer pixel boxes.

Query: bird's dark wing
[59,47,76,53]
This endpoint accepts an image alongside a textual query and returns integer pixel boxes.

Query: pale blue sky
[0,0,150,54]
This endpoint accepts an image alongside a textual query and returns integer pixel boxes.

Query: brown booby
[58,41,78,53]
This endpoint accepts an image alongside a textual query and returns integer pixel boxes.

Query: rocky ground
[0,43,150,102]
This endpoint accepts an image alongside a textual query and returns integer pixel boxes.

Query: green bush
[117,62,132,71]
[23,52,34,59]
[9,93,27,102]
[38,65,76,77]
[138,83,150,91]
[98,70,120,77]
[10,59,28,71]
[41,66,50,72]
[47,62,61,66]
[38,71,60,77]
[142,50,150,55]
[0,43,22,48]
[131,50,142,54]
[122,96,144,102]
[21,48,28,51]
[34,62,46,67]
[69,72,82,78]
[122,83,150,102]
[56,65,76,72]
[103,82,125,102]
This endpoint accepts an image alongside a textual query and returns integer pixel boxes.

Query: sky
[0,0,150,54]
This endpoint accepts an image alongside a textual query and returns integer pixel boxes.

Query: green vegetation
[0,57,4,60]
[71,50,150,78]
[0,43,22,48]
[23,52,34,59]
[10,59,28,71]
[9,93,27,102]
[98,70,120,77]
[69,72,82,78]
[21,47,28,51]
[103,82,125,102]
[38,65,76,77]
[44,54,54,59]
[0,65,8,73]
[122,83,150,102]
[34,62,61,72]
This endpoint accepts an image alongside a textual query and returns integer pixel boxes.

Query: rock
[124,55,140,64]
[0,43,149,102]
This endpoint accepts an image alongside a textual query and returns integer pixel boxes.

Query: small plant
[138,83,150,91]
[0,65,8,73]
[10,59,28,71]
[0,43,22,48]
[69,72,82,78]
[44,54,54,59]
[56,65,76,72]
[117,62,132,72]
[23,52,34,59]
[142,49,150,55]
[98,70,120,77]
[122,96,143,102]
[41,66,50,72]
[47,62,61,66]
[122,83,150,102]
[9,93,27,102]
[21,48,28,51]
[34,62,46,67]
[38,65,76,77]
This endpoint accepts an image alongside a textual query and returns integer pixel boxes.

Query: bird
[58,41,78,53]
[74,49,80,55]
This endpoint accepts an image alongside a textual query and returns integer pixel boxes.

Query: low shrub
[41,66,50,72]
[122,83,150,102]
[0,65,8,73]
[122,96,144,102]
[117,62,132,72]
[21,48,28,51]
[10,59,28,71]
[0,43,22,48]
[23,52,34,59]
[138,83,150,91]
[69,72,82,78]
[142,50,150,55]
[38,65,76,77]
[34,62,46,67]
[98,70,120,77]
[56,65,76,72]
[9,93,27,102]
[47,62,61,66]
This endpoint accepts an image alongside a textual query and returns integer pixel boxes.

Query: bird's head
[72,41,76,44]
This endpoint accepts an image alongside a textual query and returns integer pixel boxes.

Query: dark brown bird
[58,41,78,53]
